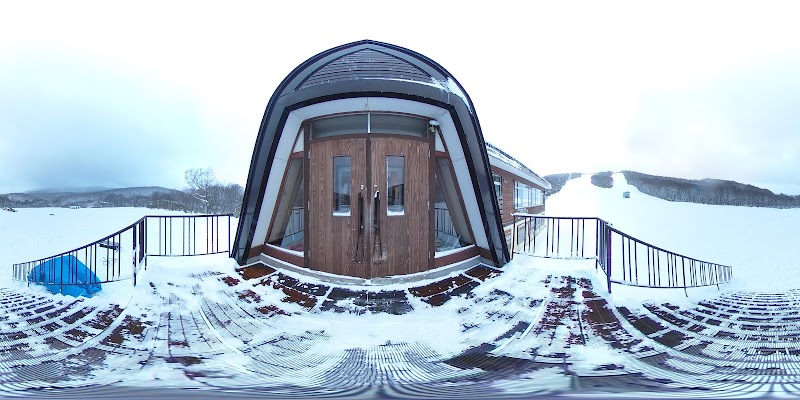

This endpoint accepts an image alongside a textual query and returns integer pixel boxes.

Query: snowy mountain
[542,172,583,194]
[547,172,800,292]
[621,171,800,208]
[546,171,800,209]
[25,186,116,194]
[0,186,198,210]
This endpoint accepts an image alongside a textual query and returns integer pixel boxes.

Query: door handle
[373,191,380,232]
[358,192,365,235]
[373,191,383,264]
[354,192,364,263]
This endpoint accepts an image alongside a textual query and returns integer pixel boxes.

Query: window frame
[332,156,352,216]
[386,155,405,215]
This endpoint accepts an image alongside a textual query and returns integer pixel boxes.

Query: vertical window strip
[333,156,352,215]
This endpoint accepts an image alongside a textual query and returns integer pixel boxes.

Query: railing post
[525,216,530,253]
[143,217,148,270]
[511,214,517,257]
[594,220,599,271]
[605,222,612,294]
[132,223,137,287]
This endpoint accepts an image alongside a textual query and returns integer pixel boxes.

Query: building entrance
[307,136,431,279]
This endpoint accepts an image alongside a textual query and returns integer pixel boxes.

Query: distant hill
[545,171,800,209]
[0,186,203,211]
[621,171,800,208]
[25,186,115,194]
[543,173,583,195]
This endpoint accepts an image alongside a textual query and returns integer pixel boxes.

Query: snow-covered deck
[1,253,798,397]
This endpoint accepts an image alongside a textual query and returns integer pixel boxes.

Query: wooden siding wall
[307,138,369,278]
[370,137,431,277]
[306,135,431,279]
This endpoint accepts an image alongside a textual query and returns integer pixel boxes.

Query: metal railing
[147,215,232,257]
[435,206,457,237]
[12,214,233,293]
[511,214,733,295]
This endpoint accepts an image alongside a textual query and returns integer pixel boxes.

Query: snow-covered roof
[486,142,551,190]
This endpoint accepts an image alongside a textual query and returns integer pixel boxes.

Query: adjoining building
[232,40,549,280]
[487,143,551,249]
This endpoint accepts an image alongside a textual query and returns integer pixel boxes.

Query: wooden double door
[306,136,431,279]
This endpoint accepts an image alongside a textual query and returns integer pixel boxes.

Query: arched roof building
[233,40,545,280]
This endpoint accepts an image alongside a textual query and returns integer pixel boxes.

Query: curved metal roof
[232,40,509,267]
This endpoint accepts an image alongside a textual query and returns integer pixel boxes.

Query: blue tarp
[28,255,103,297]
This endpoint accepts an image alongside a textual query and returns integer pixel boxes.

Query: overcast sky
[1,1,799,194]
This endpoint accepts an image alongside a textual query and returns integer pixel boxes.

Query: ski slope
[547,173,800,293]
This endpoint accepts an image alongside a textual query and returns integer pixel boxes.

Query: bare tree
[185,168,216,213]
[214,182,244,216]
[184,168,245,215]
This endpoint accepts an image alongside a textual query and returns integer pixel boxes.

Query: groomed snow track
[2,261,800,398]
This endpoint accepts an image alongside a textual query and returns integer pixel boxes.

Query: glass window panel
[311,114,368,139]
[267,158,304,251]
[434,157,474,249]
[370,114,427,137]
[514,181,537,208]
[387,156,405,214]
[292,127,304,153]
[333,156,351,215]
[528,186,533,206]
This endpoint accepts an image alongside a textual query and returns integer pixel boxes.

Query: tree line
[590,171,614,189]
[0,168,245,216]
[622,170,800,208]
[542,173,583,195]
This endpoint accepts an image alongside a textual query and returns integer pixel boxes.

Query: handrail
[12,214,233,293]
[19,218,144,268]
[511,213,733,295]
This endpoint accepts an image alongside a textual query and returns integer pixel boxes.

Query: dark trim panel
[434,246,479,268]
[263,244,304,267]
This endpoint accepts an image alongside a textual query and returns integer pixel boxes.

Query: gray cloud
[0,50,214,192]
[2,3,800,195]
[622,55,800,186]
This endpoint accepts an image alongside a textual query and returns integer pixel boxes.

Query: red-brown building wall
[491,166,546,226]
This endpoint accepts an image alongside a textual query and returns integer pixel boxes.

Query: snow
[0,207,190,270]
[444,77,472,113]
[546,173,800,293]
[2,179,800,394]
[434,245,476,258]
[4,178,798,305]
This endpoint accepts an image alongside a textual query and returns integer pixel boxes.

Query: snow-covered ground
[2,175,798,304]
[1,180,799,395]
[0,207,190,268]
[546,173,800,294]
